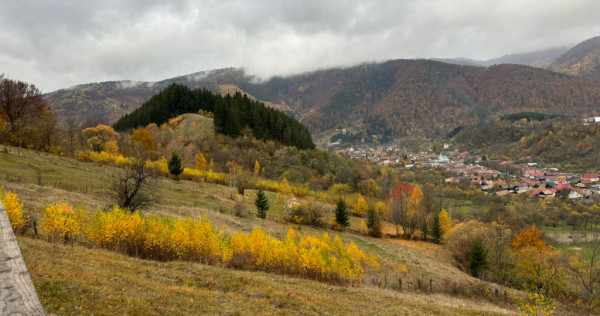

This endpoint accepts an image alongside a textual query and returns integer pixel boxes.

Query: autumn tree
[512,225,566,294]
[133,128,155,152]
[195,152,207,171]
[409,184,424,239]
[82,124,119,153]
[0,75,48,146]
[353,195,368,216]
[387,183,413,238]
[439,209,452,236]
[254,160,261,176]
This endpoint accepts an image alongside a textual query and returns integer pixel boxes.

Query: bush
[40,202,87,243]
[289,200,331,227]
[1,191,28,233]
[87,206,146,255]
[230,227,372,283]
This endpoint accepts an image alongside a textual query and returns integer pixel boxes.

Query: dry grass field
[0,145,524,315]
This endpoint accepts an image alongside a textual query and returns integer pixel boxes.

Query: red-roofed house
[582,174,600,182]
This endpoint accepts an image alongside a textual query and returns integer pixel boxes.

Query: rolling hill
[43,40,600,145]
[547,36,600,81]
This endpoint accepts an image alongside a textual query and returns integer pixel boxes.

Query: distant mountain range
[43,36,600,145]
[433,46,569,68]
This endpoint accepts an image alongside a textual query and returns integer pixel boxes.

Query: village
[338,144,600,202]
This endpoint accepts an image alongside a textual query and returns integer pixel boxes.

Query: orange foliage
[133,128,155,151]
[512,225,546,251]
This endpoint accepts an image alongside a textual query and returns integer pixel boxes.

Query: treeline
[113,84,314,150]
[500,112,563,122]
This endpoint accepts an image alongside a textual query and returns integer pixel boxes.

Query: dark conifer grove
[113,83,315,150]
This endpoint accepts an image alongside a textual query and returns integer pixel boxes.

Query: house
[582,174,600,182]
[530,189,556,198]
[555,183,571,191]
[496,190,511,197]
[569,190,584,199]
[583,117,600,124]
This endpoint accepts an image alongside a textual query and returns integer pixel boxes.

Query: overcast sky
[1,0,600,92]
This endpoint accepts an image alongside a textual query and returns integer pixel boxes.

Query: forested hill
[547,36,600,81]
[113,84,315,150]
[46,59,600,144]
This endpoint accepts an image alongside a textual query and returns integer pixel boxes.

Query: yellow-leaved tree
[353,195,368,216]
[82,124,119,153]
[133,128,155,152]
[254,160,261,176]
[439,209,452,235]
[195,152,207,171]
[1,191,28,233]
[512,225,565,296]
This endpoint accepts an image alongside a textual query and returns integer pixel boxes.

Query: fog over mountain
[2,0,600,92]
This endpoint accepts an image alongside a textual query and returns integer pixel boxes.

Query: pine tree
[254,190,270,219]
[168,153,183,180]
[469,239,487,278]
[432,213,443,244]
[335,198,350,230]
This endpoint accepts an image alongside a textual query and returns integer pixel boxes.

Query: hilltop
[547,36,600,81]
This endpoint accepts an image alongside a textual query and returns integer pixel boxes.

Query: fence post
[429,279,433,292]
[398,278,402,291]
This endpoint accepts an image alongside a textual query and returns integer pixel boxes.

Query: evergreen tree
[254,190,270,219]
[168,153,183,180]
[469,239,487,278]
[432,213,443,244]
[335,198,350,230]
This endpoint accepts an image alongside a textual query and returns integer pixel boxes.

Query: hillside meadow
[0,145,524,315]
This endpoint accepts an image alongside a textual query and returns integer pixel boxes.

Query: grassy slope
[18,237,514,316]
[1,144,518,315]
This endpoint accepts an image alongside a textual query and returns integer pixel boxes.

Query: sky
[1,0,600,93]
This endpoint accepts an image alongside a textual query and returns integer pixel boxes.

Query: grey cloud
[1,0,599,92]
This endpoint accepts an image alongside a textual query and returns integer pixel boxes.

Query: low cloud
[1,0,599,92]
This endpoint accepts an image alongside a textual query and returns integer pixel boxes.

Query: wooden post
[504,291,507,303]
[0,201,45,315]
[398,278,402,291]
[429,279,433,292]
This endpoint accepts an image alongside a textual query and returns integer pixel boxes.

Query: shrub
[40,202,87,243]
[87,206,146,255]
[289,200,330,227]
[1,191,28,233]
[230,227,372,283]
